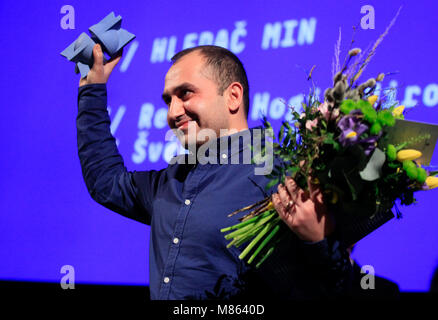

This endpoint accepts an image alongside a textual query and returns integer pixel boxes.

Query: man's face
[163,51,228,148]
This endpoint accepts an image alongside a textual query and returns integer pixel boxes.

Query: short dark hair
[171,45,250,118]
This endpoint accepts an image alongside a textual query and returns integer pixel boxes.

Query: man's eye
[182,90,191,97]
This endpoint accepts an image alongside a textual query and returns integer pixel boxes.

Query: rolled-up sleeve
[76,83,159,225]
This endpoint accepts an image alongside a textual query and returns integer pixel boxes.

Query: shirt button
[184,199,191,205]
[163,277,170,284]
[221,153,227,159]
[173,237,179,244]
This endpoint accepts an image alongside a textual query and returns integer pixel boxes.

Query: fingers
[273,191,296,230]
[307,175,322,203]
[92,44,104,72]
[272,193,289,220]
[277,183,292,209]
[272,194,283,214]
[307,175,316,201]
[284,176,300,205]
[104,49,123,74]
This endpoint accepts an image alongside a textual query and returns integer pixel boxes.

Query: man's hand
[272,176,335,242]
[79,44,123,87]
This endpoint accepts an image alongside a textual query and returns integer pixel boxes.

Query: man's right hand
[79,44,123,87]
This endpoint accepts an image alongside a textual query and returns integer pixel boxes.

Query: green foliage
[370,122,382,135]
[361,104,378,123]
[265,178,279,190]
[417,168,427,183]
[386,144,397,161]
[357,99,372,111]
[405,166,418,180]
[402,160,415,171]
[377,110,396,127]
[340,99,357,114]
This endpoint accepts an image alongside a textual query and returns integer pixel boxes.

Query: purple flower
[338,114,368,146]
[359,136,378,156]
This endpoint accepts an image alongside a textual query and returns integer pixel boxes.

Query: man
[76,43,352,299]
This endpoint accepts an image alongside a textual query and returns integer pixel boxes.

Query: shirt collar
[171,125,268,165]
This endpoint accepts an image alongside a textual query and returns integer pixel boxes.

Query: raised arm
[76,44,158,224]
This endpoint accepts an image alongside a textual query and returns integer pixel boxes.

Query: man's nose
[168,97,185,122]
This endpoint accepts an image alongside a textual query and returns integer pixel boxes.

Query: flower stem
[220,210,271,233]
[247,222,281,264]
[255,246,275,269]
[238,217,279,260]
[233,223,269,248]
[224,210,275,240]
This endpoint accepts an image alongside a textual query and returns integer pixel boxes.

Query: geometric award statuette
[89,12,136,57]
[60,12,135,78]
[60,32,96,78]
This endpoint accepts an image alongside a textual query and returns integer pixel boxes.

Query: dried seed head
[333,80,347,101]
[346,89,360,101]
[365,78,377,88]
[352,69,363,82]
[376,73,385,82]
[348,48,362,56]
[324,88,334,102]
[333,71,343,85]
[357,78,377,95]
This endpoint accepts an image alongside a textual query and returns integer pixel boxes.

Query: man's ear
[227,82,244,114]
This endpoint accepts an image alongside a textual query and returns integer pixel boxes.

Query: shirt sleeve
[76,83,160,225]
[294,233,354,297]
[252,229,353,299]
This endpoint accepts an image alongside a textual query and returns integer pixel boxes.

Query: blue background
[1,0,437,291]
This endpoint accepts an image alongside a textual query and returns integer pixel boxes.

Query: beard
[175,121,222,154]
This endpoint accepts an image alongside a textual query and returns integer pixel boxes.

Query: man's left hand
[272,176,335,242]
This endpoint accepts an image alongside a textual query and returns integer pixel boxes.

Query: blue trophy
[60,12,136,78]
[89,12,136,57]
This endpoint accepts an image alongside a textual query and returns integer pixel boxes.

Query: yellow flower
[426,176,438,189]
[392,105,405,117]
[345,131,357,139]
[367,95,378,106]
[396,149,422,162]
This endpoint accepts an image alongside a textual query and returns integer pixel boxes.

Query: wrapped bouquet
[221,11,438,268]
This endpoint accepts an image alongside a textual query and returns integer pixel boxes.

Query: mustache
[173,111,198,128]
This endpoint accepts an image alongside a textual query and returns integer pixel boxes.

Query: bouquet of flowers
[221,11,438,268]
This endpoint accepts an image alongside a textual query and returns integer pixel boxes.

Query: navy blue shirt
[76,83,353,300]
